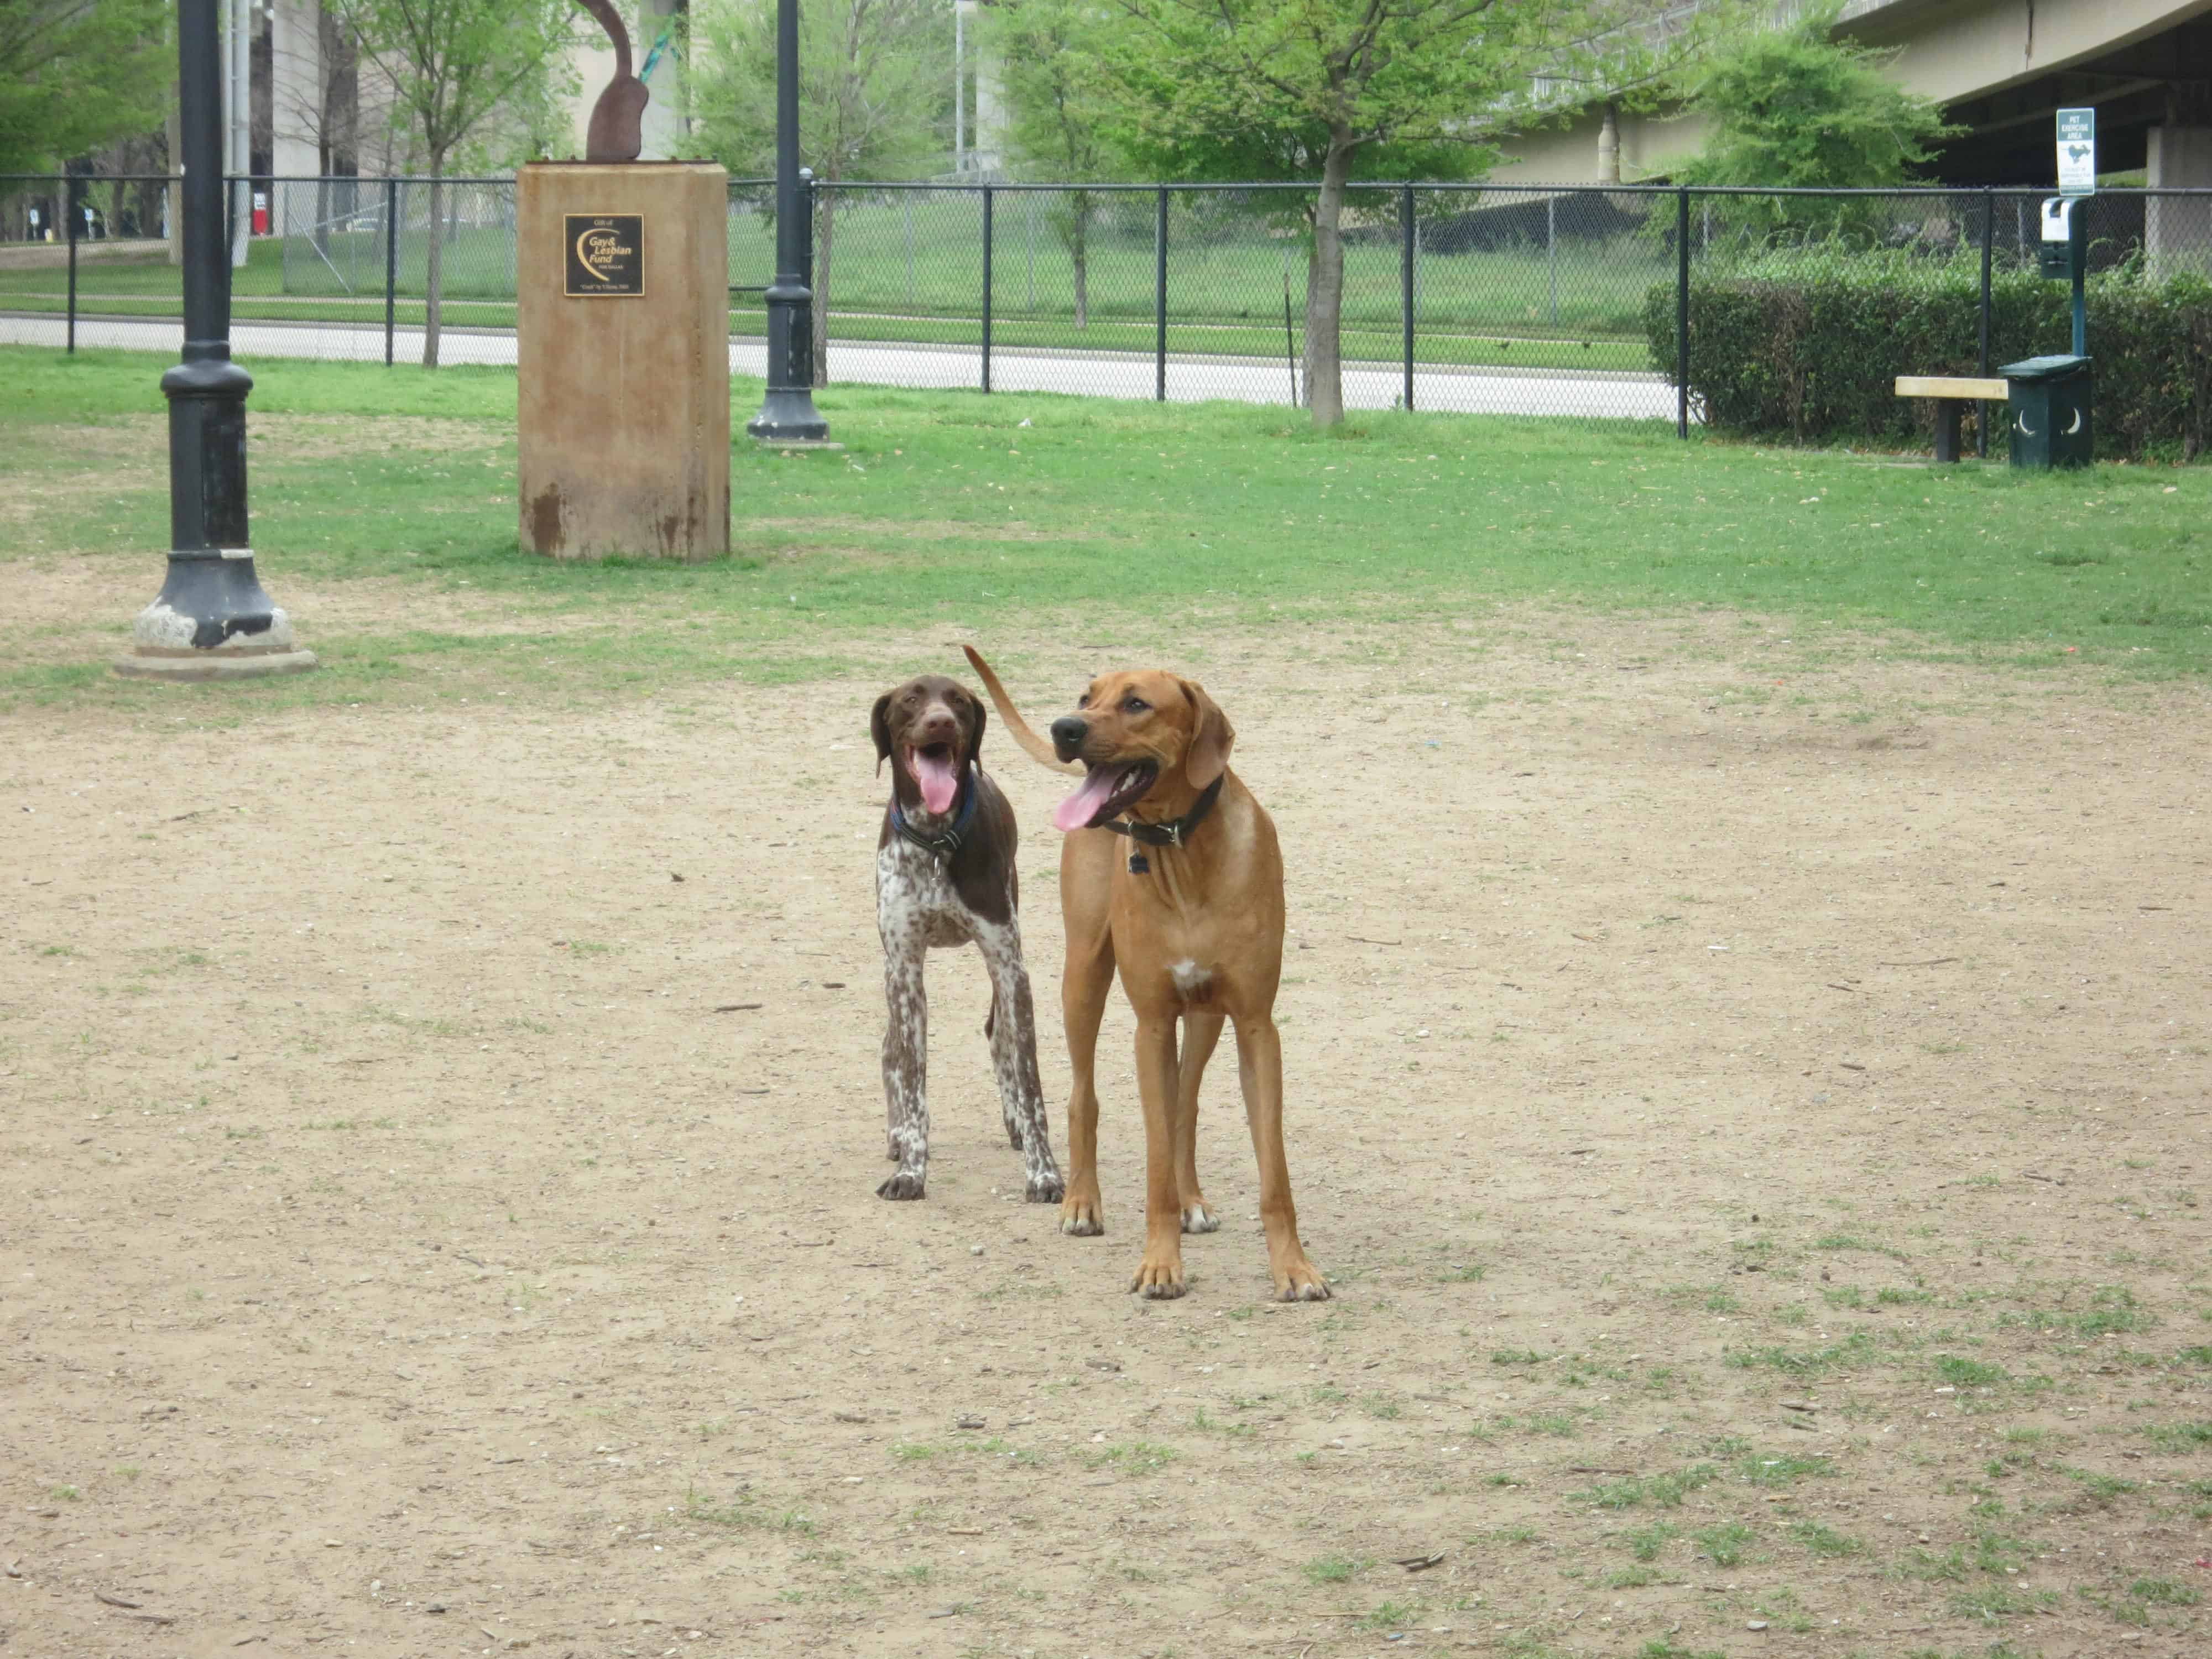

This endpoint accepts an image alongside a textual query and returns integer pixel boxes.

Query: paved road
[3,312,1682,421]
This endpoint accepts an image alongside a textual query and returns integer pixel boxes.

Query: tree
[691,0,949,385]
[1097,0,1738,425]
[988,0,1122,330]
[331,0,578,366]
[1668,3,1960,239]
[0,0,171,175]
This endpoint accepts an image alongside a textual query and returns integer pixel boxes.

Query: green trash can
[2000,354,2094,469]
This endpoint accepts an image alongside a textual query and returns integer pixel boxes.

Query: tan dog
[964,646,1327,1302]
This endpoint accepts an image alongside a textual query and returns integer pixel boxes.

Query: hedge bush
[1642,249,2212,460]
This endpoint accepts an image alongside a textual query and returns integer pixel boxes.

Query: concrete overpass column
[268,0,324,236]
[973,30,1006,175]
[2147,125,2212,279]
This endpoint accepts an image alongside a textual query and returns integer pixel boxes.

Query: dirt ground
[3,569,2209,1659]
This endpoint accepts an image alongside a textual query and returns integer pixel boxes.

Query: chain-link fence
[0,173,539,363]
[7,174,2212,447]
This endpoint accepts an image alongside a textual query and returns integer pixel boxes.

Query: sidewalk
[0,312,1682,421]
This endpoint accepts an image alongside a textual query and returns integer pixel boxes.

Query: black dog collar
[1105,775,1223,849]
[891,766,978,857]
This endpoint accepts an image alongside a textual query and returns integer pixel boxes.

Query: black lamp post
[745,0,829,442]
[115,0,314,680]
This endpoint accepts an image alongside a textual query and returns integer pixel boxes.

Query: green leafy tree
[1670,4,1961,239]
[691,0,949,384]
[331,0,579,366]
[0,0,172,175]
[1097,0,1737,425]
[988,0,1122,329]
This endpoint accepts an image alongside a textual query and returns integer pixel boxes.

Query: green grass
[7,347,2211,718]
[1302,1554,1365,1584]
[1787,1521,1862,1558]
[1691,1521,1755,1567]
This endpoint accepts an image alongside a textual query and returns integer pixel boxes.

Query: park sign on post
[2057,108,2096,196]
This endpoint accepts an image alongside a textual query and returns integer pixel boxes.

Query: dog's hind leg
[1174,1011,1225,1233]
[977,920,1063,1204]
[1057,833,1118,1237]
[877,922,930,1201]
[1233,1014,1327,1300]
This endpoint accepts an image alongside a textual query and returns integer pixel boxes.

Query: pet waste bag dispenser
[2000,198,2093,469]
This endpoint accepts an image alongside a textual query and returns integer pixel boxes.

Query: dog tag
[1127,851,1150,874]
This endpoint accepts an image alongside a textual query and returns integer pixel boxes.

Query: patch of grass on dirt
[1722,1331,1882,1378]
[1083,1439,1177,1475]
[1302,1555,1366,1584]
[1575,1463,1718,1509]
[1691,1521,1755,1566]
[1787,1521,1862,1557]
[686,1489,814,1534]
[1738,1451,1835,1486]
[2138,1420,2212,1452]
[1936,1355,2010,1387]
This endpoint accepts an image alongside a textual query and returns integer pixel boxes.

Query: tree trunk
[1070,190,1088,330]
[811,187,837,388]
[423,158,444,369]
[1304,137,1353,427]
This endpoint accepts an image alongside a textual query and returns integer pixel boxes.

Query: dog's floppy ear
[961,687,987,766]
[870,691,895,776]
[1178,678,1235,789]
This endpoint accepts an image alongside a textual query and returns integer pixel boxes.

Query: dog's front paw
[1272,1258,1330,1302]
[1130,1251,1186,1299]
[1060,1192,1104,1236]
[1026,1170,1065,1205]
[877,1170,926,1201]
[1180,1200,1220,1235]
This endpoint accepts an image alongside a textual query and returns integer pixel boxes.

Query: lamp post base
[745,387,830,443]
[114,648,320,681]
[111,550,317,679]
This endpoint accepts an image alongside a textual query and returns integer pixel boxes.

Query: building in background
[1493,0,2212,197]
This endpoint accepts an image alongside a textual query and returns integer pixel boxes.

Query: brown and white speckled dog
[870,675,1064,1206]
[963,647,1327,1303]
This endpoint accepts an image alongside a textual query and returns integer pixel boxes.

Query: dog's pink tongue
[913,750,961,815]
[1053,768,1123,832]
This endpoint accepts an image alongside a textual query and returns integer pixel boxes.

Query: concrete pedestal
[518,161,730,561]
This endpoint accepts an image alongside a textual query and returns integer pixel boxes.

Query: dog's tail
[963,645,1081,775]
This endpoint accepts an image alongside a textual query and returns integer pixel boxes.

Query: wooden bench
[1895,375,2008,462]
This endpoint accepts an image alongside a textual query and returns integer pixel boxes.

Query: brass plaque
[564,213,644,297]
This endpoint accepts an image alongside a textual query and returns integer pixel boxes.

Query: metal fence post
[1676,187,1691,440]
[1546,194,1557,329]
[65,173,78,353]
[1401,183,1415,411]
[383,176,398,366]
[980,185,993,394]
[1978,186,1994,457]
[1155,186,1167,402]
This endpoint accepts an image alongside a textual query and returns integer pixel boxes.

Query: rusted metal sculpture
[581,0,649,163]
